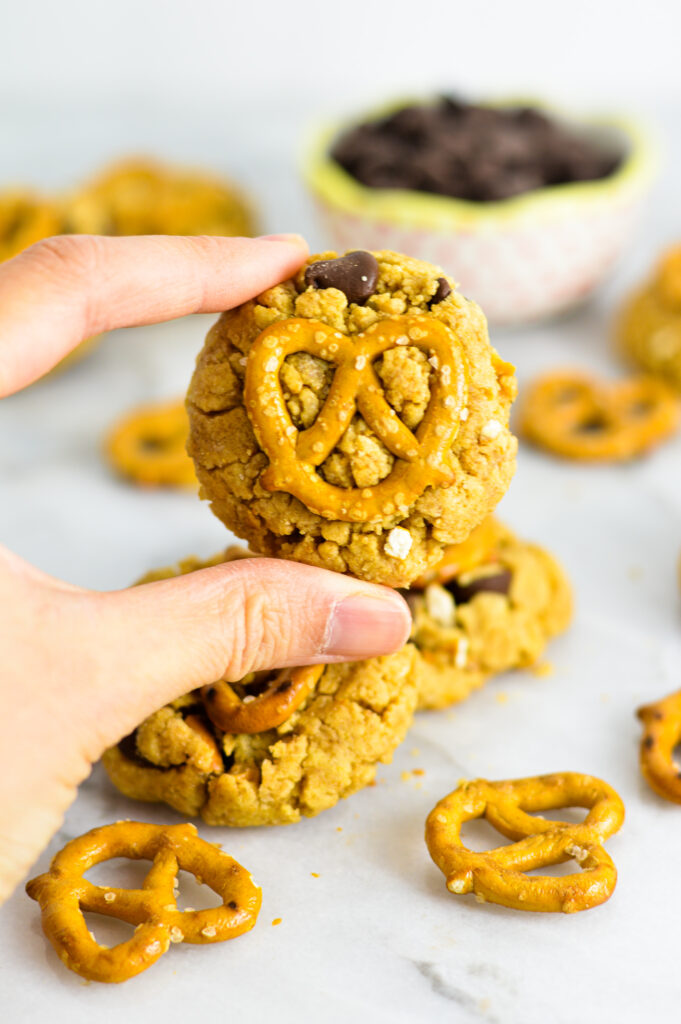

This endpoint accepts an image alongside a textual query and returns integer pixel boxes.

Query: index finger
[0,233,308,397]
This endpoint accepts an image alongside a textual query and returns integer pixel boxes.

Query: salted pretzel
[411,516,507,589]
[637,690,681,803]
[244,315,468,523]
[519,370,680,461]
[426,773,624,913]
[26,821,261,983]
[202,664,324,734]
[105,399,196,488]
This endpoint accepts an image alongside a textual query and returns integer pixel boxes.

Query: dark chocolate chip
[429,277,451,306]
[304,251,379,305]
[331,98,623,203]
[398,588,420,621]
[446,567,513,604]
[228,900,238,910]
[118,729,155,768]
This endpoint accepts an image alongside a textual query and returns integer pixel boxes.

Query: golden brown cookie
[517,369,679,461]
[187,249,517,587]
[104,398,197,488]
[0,189,61,263]
[102,548,418,826]
[618,246,681,388]
[60,157,256,238]
[405,519,572,710]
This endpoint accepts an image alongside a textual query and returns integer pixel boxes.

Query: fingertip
[323,588,412,659]
[258,233,309,252]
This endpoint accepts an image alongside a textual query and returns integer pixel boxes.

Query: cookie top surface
[188,249,517,586]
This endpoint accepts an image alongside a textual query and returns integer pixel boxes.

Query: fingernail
[323,593,410,658]
[258,233,307,247]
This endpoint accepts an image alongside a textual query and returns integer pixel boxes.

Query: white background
[2,4,681,1022]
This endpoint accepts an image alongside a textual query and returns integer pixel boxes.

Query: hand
[0,234,411,904]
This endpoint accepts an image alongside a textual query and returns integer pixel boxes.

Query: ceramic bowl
[304,101,655,325]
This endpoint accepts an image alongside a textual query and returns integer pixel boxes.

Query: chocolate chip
[118,729,155,768]
[305,251,379,305]
[398,588,420,621]
[429,277,451,306]
[643,736,655,750]
[446,566,513,604]
[228,900,238,910]
[330,98,623,203]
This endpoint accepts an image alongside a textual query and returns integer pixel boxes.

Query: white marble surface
[2,102,681,1023]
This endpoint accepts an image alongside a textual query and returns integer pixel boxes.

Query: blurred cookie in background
[618,246,681,389]
[60,157,257,238]
[0,190,61,262]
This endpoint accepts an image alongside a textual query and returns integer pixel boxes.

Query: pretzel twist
[244,316,467,522]
[105,399,196,488]
[411,516,507,589]
[201,664,324,734]
[638,690,681,803]
[426,773,624,913]
[26,822,261,983]
[519,371,680,461]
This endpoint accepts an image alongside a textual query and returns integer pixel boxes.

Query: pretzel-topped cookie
[26,821,261,983]
[426,773,624,913]
[201,664,324,734]
[244,315,467,523]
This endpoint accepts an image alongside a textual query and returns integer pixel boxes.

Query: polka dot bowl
[303,101,655,326]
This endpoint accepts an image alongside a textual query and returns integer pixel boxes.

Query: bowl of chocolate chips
[304,97,654,324]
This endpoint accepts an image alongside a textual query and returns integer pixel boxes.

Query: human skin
[0,234,410,904]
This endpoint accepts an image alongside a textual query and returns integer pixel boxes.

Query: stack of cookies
[104,249,572,826]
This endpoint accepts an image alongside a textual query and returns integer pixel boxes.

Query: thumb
[86,557,411,750]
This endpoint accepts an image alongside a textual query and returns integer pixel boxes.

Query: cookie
[60,157,256,238]
[618,246,681,389]
[102,548,417,826]
[104,398,197,489]
[0,189,61,263]
[187,249,517,587]
[404,518,572,710]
